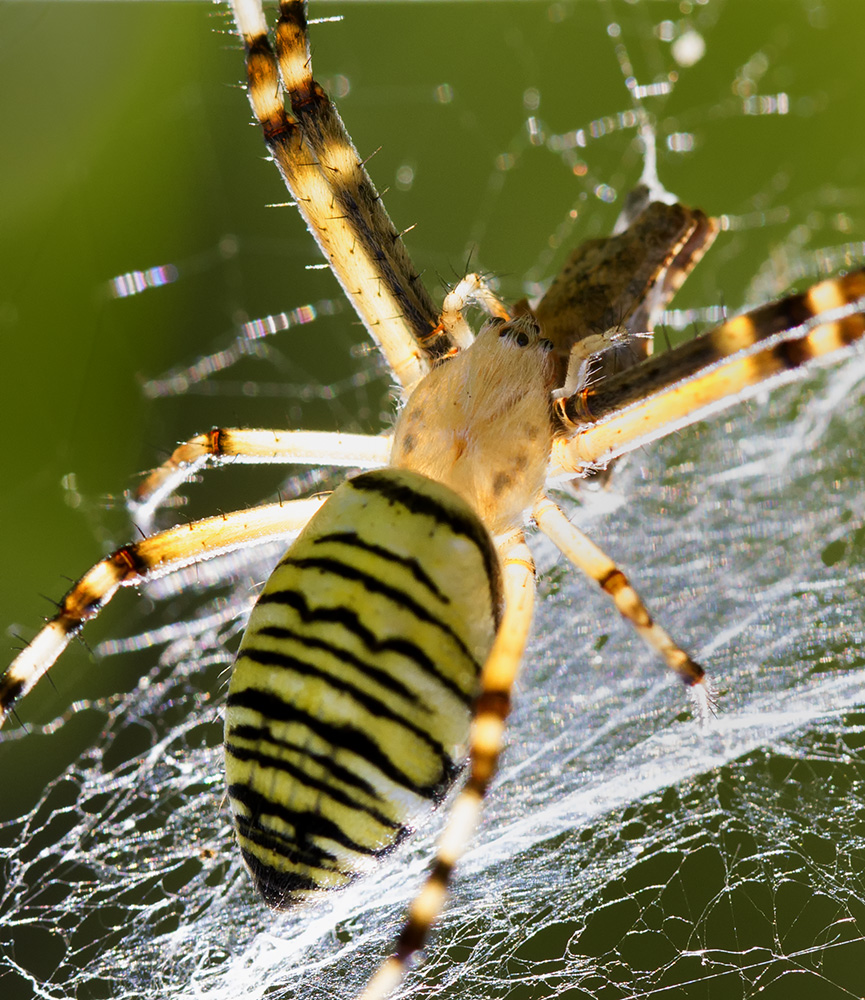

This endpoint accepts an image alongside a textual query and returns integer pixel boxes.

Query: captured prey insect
[2,2,865,999]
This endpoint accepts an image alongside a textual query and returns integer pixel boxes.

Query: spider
[2,2,865,999]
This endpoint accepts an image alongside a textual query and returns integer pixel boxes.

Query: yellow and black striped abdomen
[225,468,501,908]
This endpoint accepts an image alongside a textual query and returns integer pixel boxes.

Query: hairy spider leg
[553,267,865,472]
[360,532,536,1000]
[0,497,327,726]
[231,0,451,391]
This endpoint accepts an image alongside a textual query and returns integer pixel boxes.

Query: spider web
[2,3,865,1000]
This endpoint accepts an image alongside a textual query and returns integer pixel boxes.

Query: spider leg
[130,427,391,531]
[231,0,450,391]
[360,532,536,1000]
[552,267,865,473]
[552,326,640,400]
[0,496,326,727]
[533,497,709,712]
[438,273,511,351]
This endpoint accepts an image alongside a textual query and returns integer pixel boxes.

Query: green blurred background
[1,2,865,998]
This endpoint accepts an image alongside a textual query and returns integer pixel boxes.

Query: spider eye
[540,338,554,352]
[516,332,529,347]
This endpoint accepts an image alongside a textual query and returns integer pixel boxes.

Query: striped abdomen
[225,468,501,908]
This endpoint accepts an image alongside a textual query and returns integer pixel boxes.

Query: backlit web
[2,3,865,999]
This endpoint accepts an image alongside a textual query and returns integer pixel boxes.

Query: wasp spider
[3,2,865,998]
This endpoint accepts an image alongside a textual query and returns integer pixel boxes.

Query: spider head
[485,313,554,352]
[391,314,556,536]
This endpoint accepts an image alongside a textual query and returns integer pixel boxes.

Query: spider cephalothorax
[392,316,557,536]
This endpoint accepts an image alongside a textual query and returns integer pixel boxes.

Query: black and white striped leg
[360,531,536,1000]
